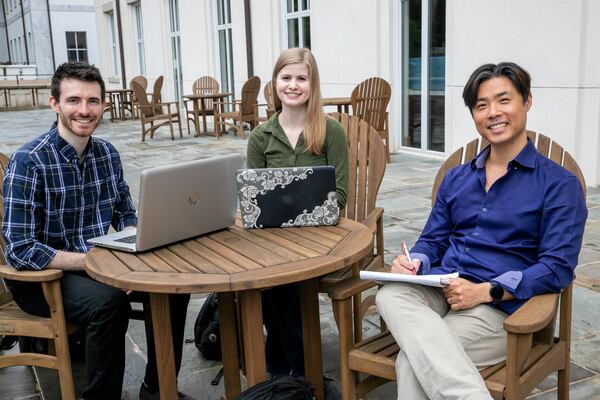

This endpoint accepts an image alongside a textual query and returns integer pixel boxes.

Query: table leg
[218,292,241,399]
[238,290,267,386]
[200,99,208,134]
[192,100,201,136]
[300,278,325,399]
[120,93,126,121]
[148,293,178,400]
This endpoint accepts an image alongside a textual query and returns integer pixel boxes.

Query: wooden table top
[183,92,232,100]
[106,88,133,93]
[0,82,51,89]
[85,217,372,294]
[322,97,351,106]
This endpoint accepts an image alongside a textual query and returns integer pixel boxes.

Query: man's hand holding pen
[390,241,421,275]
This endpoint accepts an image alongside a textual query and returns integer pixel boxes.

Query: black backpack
[193,293,222,361]
[234,375,316,400]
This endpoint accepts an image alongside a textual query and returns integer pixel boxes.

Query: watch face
[490,283,504,300]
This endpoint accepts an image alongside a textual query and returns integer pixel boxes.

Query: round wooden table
[85,217,372,399]
[183,92,232,137]
[106,89,134,121]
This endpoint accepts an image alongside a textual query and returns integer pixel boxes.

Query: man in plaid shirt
[2,62,192,400]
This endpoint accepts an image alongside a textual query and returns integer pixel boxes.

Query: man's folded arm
[493,176,587,300]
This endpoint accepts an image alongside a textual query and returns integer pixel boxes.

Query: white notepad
[359,271,459,287]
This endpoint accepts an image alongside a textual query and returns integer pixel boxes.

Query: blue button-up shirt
[412,140,587,314]
[2,123,137,270]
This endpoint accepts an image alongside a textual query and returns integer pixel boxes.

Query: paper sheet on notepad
[359,271,459,287]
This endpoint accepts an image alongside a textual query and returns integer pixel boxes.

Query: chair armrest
[362,207,384,234]
[214,100,241,112]
[137,102,179,109]
[326,275,379,300]
[503,293,558,334]
[0,265,63,282]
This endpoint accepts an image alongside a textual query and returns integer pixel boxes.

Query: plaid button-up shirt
[2,123,137,270]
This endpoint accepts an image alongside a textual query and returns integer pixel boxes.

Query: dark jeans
[8,272,190,399]
[261,282,305,376]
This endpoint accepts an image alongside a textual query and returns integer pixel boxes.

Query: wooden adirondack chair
[131,79,184,141]
[184,76,220,134]
[350,77,392,163]
[215,76,261,139]
[318,113,387,342]
[326,132,585,400]
[0,152,77,400]
[254,81,276,126]
[127,75,148,119]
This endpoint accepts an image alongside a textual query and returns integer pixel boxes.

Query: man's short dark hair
[462,62,531,110]
[51,62,106,101]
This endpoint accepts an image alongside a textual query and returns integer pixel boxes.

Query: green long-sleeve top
[246,111,349,209]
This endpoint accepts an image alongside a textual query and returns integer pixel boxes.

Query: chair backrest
[192,76,219,94]
[193,76,219,109]
[240,76,261,116]
[431,131,586,203]
[350,77,392,131]
[152,75,164,104]
[130,75,148,91]
[131,81,154,118]
[328,113,387,222]
[263,81,276,118]
[431,132,586,346]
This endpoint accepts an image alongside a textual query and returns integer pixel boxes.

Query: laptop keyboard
[114,235,137,244]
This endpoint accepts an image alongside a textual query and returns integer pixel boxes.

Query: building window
[215,0,234,94]
[133,2,146,75]
[107,12,119,75]
[402,0,445,152]
[66,31,88,62]
[169,0,183,101]
[285,0,310,48]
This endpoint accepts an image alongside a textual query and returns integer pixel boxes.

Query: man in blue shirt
[2,62,192,400]
[376,62,587,399]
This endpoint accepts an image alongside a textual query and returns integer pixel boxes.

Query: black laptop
[236,165,340,229]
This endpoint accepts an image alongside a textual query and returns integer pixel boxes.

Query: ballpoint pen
[401,241,416,275]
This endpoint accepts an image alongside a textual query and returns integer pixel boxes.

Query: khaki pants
[376,282,508,400]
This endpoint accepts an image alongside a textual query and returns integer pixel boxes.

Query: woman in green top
[247,48,348,387]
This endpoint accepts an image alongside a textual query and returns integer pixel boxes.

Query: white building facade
[1,0,99,78]
[93,0,600,186]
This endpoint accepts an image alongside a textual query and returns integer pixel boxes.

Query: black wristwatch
[489,281,504,305]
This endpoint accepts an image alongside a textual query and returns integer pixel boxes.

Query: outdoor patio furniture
[85,216,372,400]
[106,88,134,121]
[322,97,351,114]
[131,79,184,141]
[0,80,52,109]
[0,152,77,400]
[126,75,148,119]
[215,75,261,139]
[350,77,392,163]
[318,113,387,342]
[184,76,219,134]
[326,132,585,400]
[253,81,276,126]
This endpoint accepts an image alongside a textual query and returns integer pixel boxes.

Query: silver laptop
[88,153,243,252]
